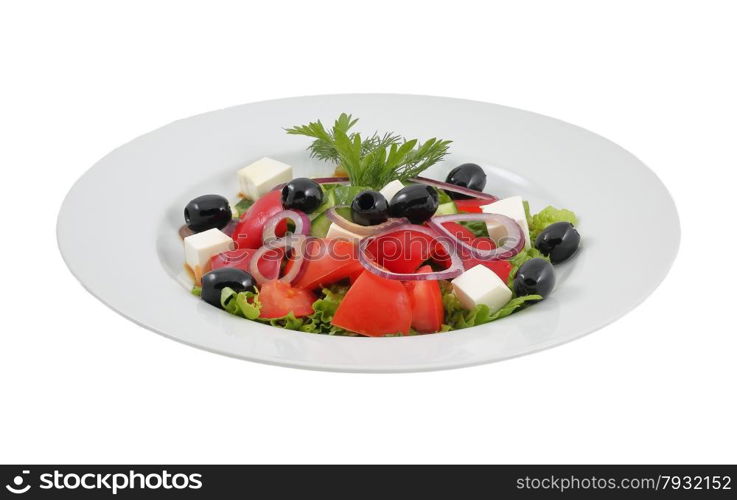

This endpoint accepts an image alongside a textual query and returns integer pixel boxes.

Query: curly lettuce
[449,201,577,242]
[529,205,577,241]
[300,285,354,335]
[506,247,549,286]
[441,289,542,331]
[219,285,356,335]
[503,203,577,283]
[221,287,261,320]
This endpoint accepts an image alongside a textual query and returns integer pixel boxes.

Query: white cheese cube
[237,157,293,200]
[452,264,513,313]
[325,223,363,242]
[184,228,234,283]
[481,196,532,249]
[379,180,406,203]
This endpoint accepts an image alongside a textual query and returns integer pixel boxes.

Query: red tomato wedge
[291,238,363,289]
[259,281,316,319]
[210,248,283,283]
[454,198,492,213]
[404,265,444,333]
[332,271,412,336]
[231,190,288,249]
[364,229,436,274]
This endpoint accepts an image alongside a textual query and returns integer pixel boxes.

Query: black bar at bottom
[0,465,734,499]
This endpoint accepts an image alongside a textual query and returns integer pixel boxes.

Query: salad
[181,114,580,337]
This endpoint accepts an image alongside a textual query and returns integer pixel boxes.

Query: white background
[1,0,735,464]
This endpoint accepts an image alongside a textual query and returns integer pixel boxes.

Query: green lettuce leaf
[191,286,202,297]
[218,284,357,335]
[300,285,353,335]
[507,247,549,285]
[220,286,305,327]
[441,289,542,330]
[220,287,261,320]
[486,295,542,321]
[459,219,489,237]
[265,312,305,331]
[529,205,577,241]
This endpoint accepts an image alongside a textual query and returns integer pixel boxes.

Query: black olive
[281,178,324,213]
[445,163,487,199]
[200,268,256,309]
[351,190,389,226]
[388,184,439,224]
[184,194,232,232]
[513,258,556,300]
[535,222,581,264]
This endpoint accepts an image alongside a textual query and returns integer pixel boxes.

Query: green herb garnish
[286,113,452,190]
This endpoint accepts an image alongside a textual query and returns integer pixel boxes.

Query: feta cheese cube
[184,228,234,283]
[325,223,363,242]
[481,196,532,249]
[452,264,513,313]
[379,180,405,203]
[237,157,293,200]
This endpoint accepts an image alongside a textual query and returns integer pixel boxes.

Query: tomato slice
[259,281,316,319]
[364,229,436,274]
[404,265,444,333]
[332,271,412,336]
[454,198,492,213]
[291,238,363,289]
[210,248,282,283]
[231,190,288,249]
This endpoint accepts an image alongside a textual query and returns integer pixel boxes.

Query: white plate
[57,94,679,372]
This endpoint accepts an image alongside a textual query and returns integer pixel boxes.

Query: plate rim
[57,93,681,372]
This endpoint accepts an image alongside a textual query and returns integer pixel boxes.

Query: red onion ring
[262,209,311,242]
[325,206,409,237]
[358,224,463,281]
[272,176,350,192]
[249,234,308,284]
[428,213,525,260]
[409,176,498,202]
[221,219,239,237]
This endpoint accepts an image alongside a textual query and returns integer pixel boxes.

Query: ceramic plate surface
[57,94,679,372]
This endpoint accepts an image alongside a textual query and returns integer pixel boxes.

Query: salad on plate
[181,114,580,337]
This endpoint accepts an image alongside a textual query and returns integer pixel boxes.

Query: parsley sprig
[286,113,451,189]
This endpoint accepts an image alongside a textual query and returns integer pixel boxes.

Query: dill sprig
[286,113,451,189]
